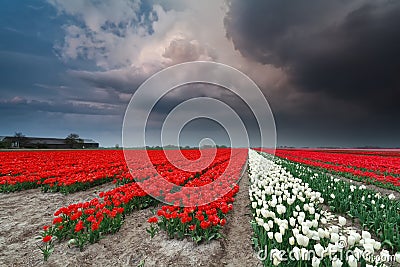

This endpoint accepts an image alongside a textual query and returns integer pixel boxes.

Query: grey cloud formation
[68,68,148,94]
[0,97,122,116]
[2,0,399,147]
[225,0,400,118]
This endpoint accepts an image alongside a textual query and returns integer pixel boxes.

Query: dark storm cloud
[144,83,262,146]
[225,0,400,117]
[0,97,122,116]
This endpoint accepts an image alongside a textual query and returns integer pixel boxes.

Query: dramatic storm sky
[1,0,399,147]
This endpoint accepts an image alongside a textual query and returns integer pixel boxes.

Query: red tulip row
[121,149,233,187]
[275,149,400,175]
[263,149,400,188]
[149,149,247,242]
[40,182,157,253]
[0,150,129,193]
[38,149,248,260]
[0,149,232,193]
[312,149,400,158]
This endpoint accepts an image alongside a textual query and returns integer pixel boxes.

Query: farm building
[0,136,99,149]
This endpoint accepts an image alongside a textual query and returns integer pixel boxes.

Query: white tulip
[347,235,356,247]
[353,248,363,260]
[330,232,339,243]
[302,225,310,236]
[330,225,339,234]
[338,235,347,249]
[293,228,300,236]
[363,243,374,255]
[314,243,324,257]
[326,243,338,255]
[276,204,286,215]
[347,255,357,267]
[279,227,285,235]
[255,217,264,226]
[296,234,309,247]
[395,252,400,263]
[379,249,390,259]
[353,232,361,243]
[300,248,308,260]
[338,216,346,226]
[362,231,371,239]
[287,197,295,205]
[373,241,381,250]
[270,198,277,207]
[312,220,318,228]
[332,258,343,267]
[309,207,315,215]
[267,232,274,240]
[311,256,320,267]
[275,232,283,243]
[256,209,261,217]
[292,246,300,261]
[289,217,296,227]
[271,249,282,266]
[317,228,325,239]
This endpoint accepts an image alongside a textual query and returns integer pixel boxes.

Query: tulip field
[1,148,399,266]
[273,149,400,189]
[248,150,400,266]
[0,148,249,264]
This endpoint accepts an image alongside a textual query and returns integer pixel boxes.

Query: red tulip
[147,217,158,223]
[52,217,63,225]
[42,235,52,243]
[74,220,84,232]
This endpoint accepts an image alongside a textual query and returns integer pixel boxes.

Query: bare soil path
[217,172,262,267]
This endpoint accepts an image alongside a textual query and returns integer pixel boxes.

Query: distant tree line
[65,133,84,149]
[144,144,228,150]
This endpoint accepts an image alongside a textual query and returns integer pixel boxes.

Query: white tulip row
[248,149,399,266]
[274,155,397,202]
